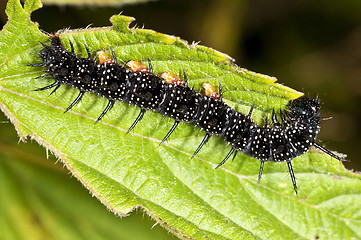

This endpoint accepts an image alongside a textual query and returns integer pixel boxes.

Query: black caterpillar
[30,36,345,194]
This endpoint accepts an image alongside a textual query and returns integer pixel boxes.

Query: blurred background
[0,0,360,239]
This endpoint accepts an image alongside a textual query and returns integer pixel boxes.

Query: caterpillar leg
[232,151,238,161]
[287,161,297,194]
[40,42,50,49]
[191,133,210,159]
[271,109,280,125]
[33,81,59,91]
[258,161,265,185]
[215,147,235,169]
[313,143,346,162]
[159,121,179,146]
[110,47,117,64]
[218,83,223,101]
[280,110,289,124]
[64,91,85,113]
[248,101,255,116]
[49,85,61,96]
[95,100,115,125]
[84,43,91,58]
[148,59,153,73]
[35,73,49,79]
[28,63,44,67]
[69,39,74,53]
[183,69,188,87]
[126,109,145,134]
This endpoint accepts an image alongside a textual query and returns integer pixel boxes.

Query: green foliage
[0,116,174,240]
[0,0,360,239]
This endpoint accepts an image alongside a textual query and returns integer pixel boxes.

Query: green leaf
[0,112,176,240]
[0,0,360,239]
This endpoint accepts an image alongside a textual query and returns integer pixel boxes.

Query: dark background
[1,0,360,172]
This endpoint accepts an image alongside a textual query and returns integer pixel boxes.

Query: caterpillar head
[287,96,321,124]
[38,36,67,67]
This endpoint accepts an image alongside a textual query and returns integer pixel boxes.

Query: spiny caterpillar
[29,36,346,194]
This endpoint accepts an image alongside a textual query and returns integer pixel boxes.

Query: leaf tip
[110,15,136,33]
[5,0,42,20]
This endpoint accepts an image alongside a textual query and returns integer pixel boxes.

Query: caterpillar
[29,36,346,194]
